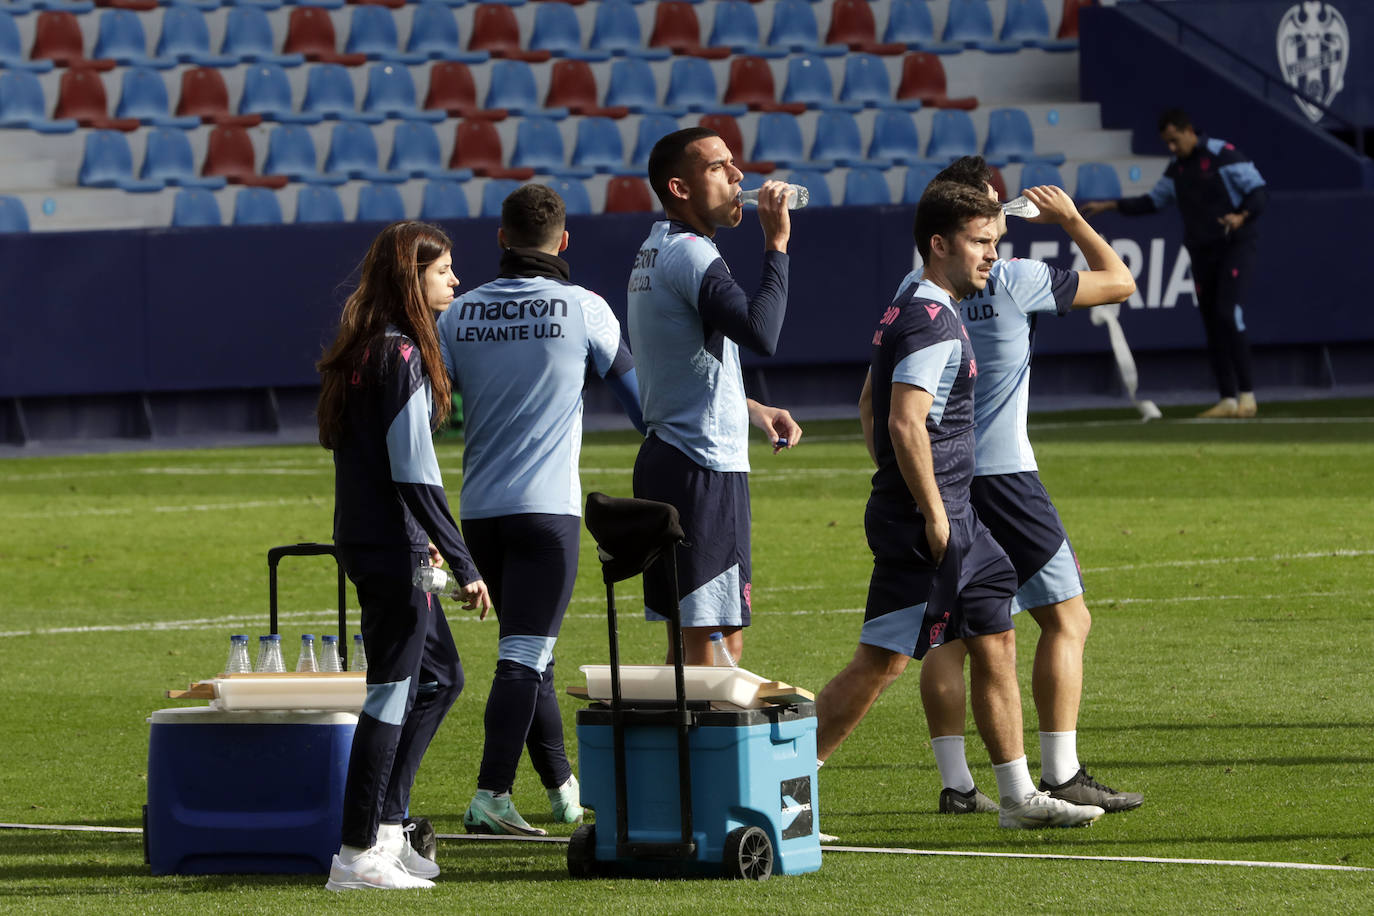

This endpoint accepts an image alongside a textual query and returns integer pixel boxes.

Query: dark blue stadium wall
[1079,2,1374,191]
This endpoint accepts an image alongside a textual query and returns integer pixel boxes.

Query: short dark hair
[1157,108,1192,133]
[647,126,719,206]
[501,183,565,249]
[933,156,995,194]
[914,181,1002,262]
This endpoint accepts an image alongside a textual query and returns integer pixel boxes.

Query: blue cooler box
[575,701,821,877]
[144,706,357,875]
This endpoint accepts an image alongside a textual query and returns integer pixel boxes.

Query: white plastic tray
[210,673,366,712]
[579,665,771,708]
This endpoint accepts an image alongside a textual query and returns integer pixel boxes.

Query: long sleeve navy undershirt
[695,249,790,357]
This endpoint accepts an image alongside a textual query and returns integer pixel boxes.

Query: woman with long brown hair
[318,221,490,892]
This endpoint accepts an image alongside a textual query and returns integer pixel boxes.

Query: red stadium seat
[989,165,1007,200]
[469,4,551,62]
[896,52,978,109]
[722,55,805,113]
[31,11,116,70]
[545,59,629,118]
[824,0,906,55]
[1058,0,1094,39]
[349,0,406,9]
[424,61,507,120]
[698,112,776,174]
[176,67,262,126]
[54,68,139,130]
[282,7,368,66]
[203,124,288,188]
[95,0,160,11]
[449,119,536,179]
[649,3,730,59]
[604,175,655,213]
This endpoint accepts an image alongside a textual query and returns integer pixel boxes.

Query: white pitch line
[1087,548,1374,574]
[3,497,326,520]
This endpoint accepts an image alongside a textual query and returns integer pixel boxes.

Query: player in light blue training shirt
[437,185,645,837]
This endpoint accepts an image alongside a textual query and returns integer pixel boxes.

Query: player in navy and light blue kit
[1084,108,1265,419]
[814,182,1103,829]
[318,221,492,891]
[628,127,803,666]
[437,185,646,836]
[910,158,1144,816]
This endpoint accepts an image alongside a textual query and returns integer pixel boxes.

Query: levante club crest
[1276,2,1350,123]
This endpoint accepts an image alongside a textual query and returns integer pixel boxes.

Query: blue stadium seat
[1075,162,1122,200]
[530,1,608,60]
[240,64,323,124]
[511,116,594,177]
[221,6,305,67]
[0,11,53,72]
[839,53,920,110]
[79,130,164,191]
[324,122,407,182]
[170,188,221,228]
[883,0,962,54]
[766,0,845,56]
[115,68,199,129]
[708,0,782,56]
[663,56,744,114]
[233,186,284,226]
[752,111,821,169]
[141,127,229,189]
[0,71,78,132]
[590,0,670,59]
[546,177,592,215]
[942,0,1020,53]
[94,9,173,69]
[605,58,682,116]
[1000,0,1077,51]
[630,113,679,167]
[484,59,570,118]
[812,110,892,168]
[1018,161,1066,192]
[844,167,891,205]
[387,121,473,180]
[156,6,236,66]
[0,195,31,233]
[869,109,924,165]
[302,64,385,124]
[406,3,489,63]
[983,107,1064,165]
[420,179,471,219]
[346,6,427,64]
[295,185,346,223]
[571,116,626,173]
[356,183,407,222]
[481,177,523,217]
[781,54,859,111]
[902,162,945,202]
[363,63,445,122]
[786,169,831,207]
[926,109,980,163]
[263,123,346,185]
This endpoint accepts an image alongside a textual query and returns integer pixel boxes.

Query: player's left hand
[427,543,444,568]
[1024,185,1081,225]
[748,401,802,453]
[1218,212,1245,233]
[460,578,493,619]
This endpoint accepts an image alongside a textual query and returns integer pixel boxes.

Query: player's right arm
[889,382,948,565]
[1081,172,1175,218]
[1024,185,1136,307]
[858,370,877,467]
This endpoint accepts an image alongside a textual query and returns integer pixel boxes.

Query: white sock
[338,843,367,866]
[1039,730,1081,786]
[931,735,975,793]
[992,756,1037,804]
[376,822,404,853]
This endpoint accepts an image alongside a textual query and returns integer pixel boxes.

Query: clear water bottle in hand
[708,631,737,668]
[320,635,343,673]
[352,633,368,673]
[413,564,471,600]
[256,634,286,673]
[1001,195,1040,219]
[296,634,319,672]
[739,183,809,210]
[225,634,252,674]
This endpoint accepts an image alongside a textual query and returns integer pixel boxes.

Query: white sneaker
[391,824,441,880]
[999,790,1104,829]
[324,848,436,891]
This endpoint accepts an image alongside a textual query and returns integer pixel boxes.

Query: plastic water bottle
[225,634,252,674]
[352,633,368,673]
[296,634,319,672]
[739,183,809,210]
[1001,195,1040,219]
[256,634,286,673]
[708,631,737,668]
[320,635,343,673]
[413,564,467,600]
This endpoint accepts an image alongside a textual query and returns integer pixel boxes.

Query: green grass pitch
[1,400,1372,913]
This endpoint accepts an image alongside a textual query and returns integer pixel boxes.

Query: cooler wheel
[722,825,773,881]
[567,824,599,878]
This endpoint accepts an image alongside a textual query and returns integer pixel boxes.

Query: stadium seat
[356,182,407,221]
[839,53,920,110]
[649,2,728,58]
[630,113,680,167]
[419,178,470,219]
[0,194,29,233]
[926,109,981,163]
[1075,161,1121,200]
[812,109,891,168]
[571,116,626,173]
[114,67,197,128]
[883,0,962,54]
[484,59,569,117]
[868,109,924,165]
[546,59,628,118]
[388,120,473,179]
[450,118,535,179]
[283,7,367,66]
[240,63,323,123]
[302,63,384,123]
[481,177,522,217]
[603,174,654,212]
[203,124,289,187]
[1058,0,1093,40]
[765,0,844,56]
[0,11,53,72]
[751,111,819,169]
[54,68,139,130]
[590,0,670,59]
[363,63,445,121]
[1000,0,1078,50]
[406,2,489,62]
[93,9,171,69]
[530,1,606,60]
[262,123,346,184]
[942,0,1020,53]
[785,168,831,207]
[170,187,222,227]
[698,111,773,173]
[844,167,891,205]
[896,52,978,110]
[902,162,944,202]
[1018,161,1065,192]
[176,67,262,126]
[141,126,229,188]
[469,3,550,62]
[79,129,164,191]
[0,70,78,132]
[780,54,858,111]
[984,107,1064,165]
[295,184,346,223]
[546,177,591,215]
[232,186,284,225]
[664,56,744,114]
[708,1,782,56]
[32,11,116,70]
[424,61,506,119]
[723,55,803,113]
[604,57,681,116]
[344,6,423,64]
[324,121,406,182]
[221,6,305,67]
[511,116,594,177]
[825,0,905,55]
[156,6,236,66]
